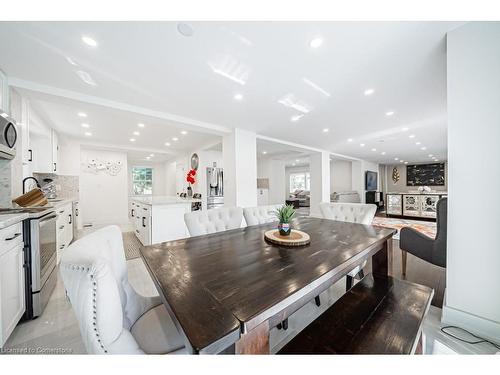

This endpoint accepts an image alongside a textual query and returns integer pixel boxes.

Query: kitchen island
[130,196,201,246]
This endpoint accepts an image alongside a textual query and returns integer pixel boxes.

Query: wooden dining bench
[278,274,433,354]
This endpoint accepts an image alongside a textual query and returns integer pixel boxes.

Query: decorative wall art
[392,167,400,183]
[406,163,445,186]
[82,158,123,176]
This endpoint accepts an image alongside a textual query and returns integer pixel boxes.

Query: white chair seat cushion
[130,304,185,354]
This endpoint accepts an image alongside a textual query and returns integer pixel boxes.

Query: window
[290,172,310,193]
[132,167,153,195]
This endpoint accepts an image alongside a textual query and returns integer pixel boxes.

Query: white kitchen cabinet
[29,117,59,174]
[56,203,74,264]
[51,129,59,173]
[0,223,25,348]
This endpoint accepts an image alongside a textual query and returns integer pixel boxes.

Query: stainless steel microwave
[0,110,17,159]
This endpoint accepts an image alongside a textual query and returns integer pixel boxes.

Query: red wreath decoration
[186,169,197,185]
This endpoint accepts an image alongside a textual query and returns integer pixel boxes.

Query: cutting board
[12,188,48,207]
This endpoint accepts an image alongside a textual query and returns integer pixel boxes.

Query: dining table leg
[372,237,392,277]
[235,321,270,354]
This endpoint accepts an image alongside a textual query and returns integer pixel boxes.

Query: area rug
[122,231,142,260]
[372,217,436,240]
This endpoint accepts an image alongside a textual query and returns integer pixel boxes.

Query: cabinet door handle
[53,162,57,172]
[131,209,135,217]
[75,208,79,216]
[5,233,22,241]
[28,149,33,162]
[59,225,65,230]
[68,214,72,225]
[142,217,146,228]
[60,245,65,250]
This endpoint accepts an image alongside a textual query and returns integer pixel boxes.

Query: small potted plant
[274,204,296,236]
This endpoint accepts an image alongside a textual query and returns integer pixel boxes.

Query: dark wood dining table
[140,216,396,354]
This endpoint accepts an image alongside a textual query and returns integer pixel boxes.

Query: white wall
[309,151,330,217]
[58,135,81,176]
[80,148,129,226]
[443,22,500,343]
[330,159,352,192]
[165,160,177,196]
[258,157,286,205]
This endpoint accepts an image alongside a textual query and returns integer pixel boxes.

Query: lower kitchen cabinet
[56,203,74,264]
[0,223,25,348]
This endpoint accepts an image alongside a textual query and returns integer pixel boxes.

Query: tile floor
[3,232,498,355]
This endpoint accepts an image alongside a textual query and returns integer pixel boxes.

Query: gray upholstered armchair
[400,197,447,276]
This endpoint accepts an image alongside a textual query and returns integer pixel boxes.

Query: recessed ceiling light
[409,134,415,139]
[364,88,375,96]
[401,127,409,132]
[394,157,399,160]
[84,131,92,136]
[381,151,386,155]
[323,128,329,133]
[400,160,405,163]
[434,159,439,162]
[181,131,188,135]
[295,159,300,162]
[146,156,151,160]
[360,143,365,147]
[404,161,408,164]
[133,131,140,136]
[347,138,353,142]
[138,123,145,128]
[234,93,243,101]
[262,151,267,155]
[385,111,395,116]
[81,123,90,128]
[429,154,434,157]
[416,142,421,145]
[421,146,427,150]
[172,137,179,141]
[82,35,98,47]
[164,142,171,146]
[177,23,194,37]
[150,154,154,157]
[77,112,87,118]
[371,148,377,152]
[309,37,323,48]
[292,163,296,166]
[130,138,136,142]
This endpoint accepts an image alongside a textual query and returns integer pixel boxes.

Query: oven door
[30,213,57,293]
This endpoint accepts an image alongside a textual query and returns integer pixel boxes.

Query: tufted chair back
[184,207,243,237]
[319,202,377,225]
[243,205,281,226]
[60,225,158,354]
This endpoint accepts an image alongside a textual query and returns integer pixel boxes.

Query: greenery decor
[274,204,296,236]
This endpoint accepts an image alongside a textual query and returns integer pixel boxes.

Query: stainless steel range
[207,166,223,209]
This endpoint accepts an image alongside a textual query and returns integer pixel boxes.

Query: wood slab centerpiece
[265,204,311,247]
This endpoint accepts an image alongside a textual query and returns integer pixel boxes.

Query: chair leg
[277,322,282,330]
[402,250,408,277]
[358,269,365,280]
[346,275,353,291]
[282,319,288,330]
[314,295,321,307]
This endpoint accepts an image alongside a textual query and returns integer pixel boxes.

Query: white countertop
[47,197,78,208]
[131,196,202,206]
[0,212,29,229]
[386,192,447,195]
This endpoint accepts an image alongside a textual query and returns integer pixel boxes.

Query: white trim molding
[442,293,500,345]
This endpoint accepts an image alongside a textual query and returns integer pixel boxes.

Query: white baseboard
[442,293,500,345]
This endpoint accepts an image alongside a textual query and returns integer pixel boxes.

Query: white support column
[223,128,257,208]
[309,151,330,217]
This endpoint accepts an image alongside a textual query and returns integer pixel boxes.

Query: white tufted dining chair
[60,225,186,354]
[319,202,377,290]
[243,205,281,226]
[184,207,243,237]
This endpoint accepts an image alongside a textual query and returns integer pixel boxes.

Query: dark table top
[140,216,395,353]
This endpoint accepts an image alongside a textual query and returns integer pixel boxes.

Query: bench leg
[277,322,282,330]
[314,295,321,307]
[358,269,365,279]
[346,275,353,291]
[282,319,288,330]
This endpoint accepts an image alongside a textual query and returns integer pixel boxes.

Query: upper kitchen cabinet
[28,110,59,174]
[0,69,8,113]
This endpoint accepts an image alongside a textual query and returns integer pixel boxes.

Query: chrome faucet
[22,176,41,194]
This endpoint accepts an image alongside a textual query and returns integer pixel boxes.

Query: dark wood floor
[365,239,446,307]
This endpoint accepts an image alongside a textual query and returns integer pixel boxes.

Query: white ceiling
[17,88,221,161]
[0,21,463,163]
